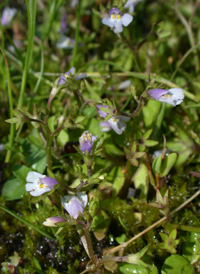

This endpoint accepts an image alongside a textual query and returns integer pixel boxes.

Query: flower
[71,0,78,8]
[58,67,87,86]
[79,131,97,155]
[96,105,130,135]
[61,192,88,219]
[148,88,184,107]
[59,14,68,34]
[1,7,17,26]
[99,121,112,132]
[102,7,133,33]
[124,0,144,13]
[25,171,58,196]
[43,217,65,227]
[56,35,75,49]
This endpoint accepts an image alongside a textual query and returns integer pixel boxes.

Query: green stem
[171,224,200,233]
[71,0,81,67]
[173,4,199,73]
[17,0,37,110]
[0,48,15,163]
[171,42,200,81]
[84,223,98,266]
[120,32,141,72]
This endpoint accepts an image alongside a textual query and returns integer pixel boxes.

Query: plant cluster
[1,0,200,273]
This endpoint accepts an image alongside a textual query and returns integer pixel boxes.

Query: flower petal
[75,73,87,80]
[58,75,68,86]
[25,183,36,192]
[43,217,65,227]
[30,187,51,197]
[168,88,185,100]
[108,117,123,134]
[117,115,131,122]
[121,13,133,26]
[77,192,88,208]
[80,142,93,154]
[102,17,114,28]
[157,96,176,106]
[148,89,168,100]
[96,105,109,118]
[26,171,44,183]
[109,7,120,16]
[99,121,112,132]
[62,196,84,219]
[40,177,58,189]
[113,21,123,33]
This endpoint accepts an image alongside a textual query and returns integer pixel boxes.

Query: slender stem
[171,42,200,81]
[84,223,98,266]
[171,224,200,233]
[98,256,126,266]
[173,4,199,72]
[17,0,37,110]
[87,166,92,177]
[104,189,200,255]
[71,0,81,67]
[0,48,15,163]
[120,32,141,72]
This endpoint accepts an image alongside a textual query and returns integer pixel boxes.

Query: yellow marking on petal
[111,14,116,19]
[112,118,117,122]
[162,94,171,98]
[116,14,121,19]
[39,183,45,189]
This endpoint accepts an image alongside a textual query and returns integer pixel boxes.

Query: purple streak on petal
[109,7,120,16]
[80,142,93,155]
[40,177,58,189]
[148,89,168,100]
[96,105,109,118]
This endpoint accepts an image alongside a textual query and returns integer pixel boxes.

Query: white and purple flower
[148,88,184,107]
[25,172,58,196]
[61,192,88,219]
[96,105,130,135]
[58,67,87,86]
[43,217,65,227]
[56,35,75,49]
[79,131,97,155]
[102,7,133,33]
[1,7,17,26]
[124,0,144,13]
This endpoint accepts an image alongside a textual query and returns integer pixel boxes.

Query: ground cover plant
[1,0,200,273]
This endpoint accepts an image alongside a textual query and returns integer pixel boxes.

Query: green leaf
[144,140,158,147]
[2,177,26,201]
[152,154,162,174]
[118,263,149,274]
[116,234,126,244]
[133,163,149,199]
[12,164,31,182]
[160,153,177,177]
[161,255,194,274]
[182,232,200,264]
[143,129,153,140]
[0,205,54,240]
